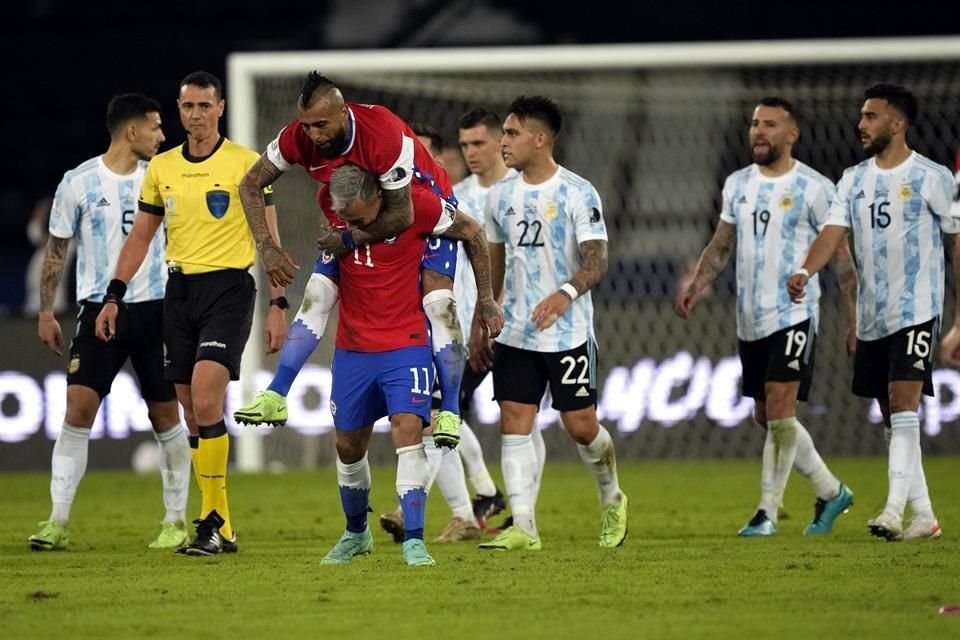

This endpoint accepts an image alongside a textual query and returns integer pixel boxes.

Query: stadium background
[2,1,960,471]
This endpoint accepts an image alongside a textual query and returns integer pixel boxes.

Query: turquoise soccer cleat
[402,539,436,566]
[738,509,777,537]
[803,483,854,536]
[320,528,374,564]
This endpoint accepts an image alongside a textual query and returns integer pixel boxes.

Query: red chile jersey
[265,102,455,216]
[323,188,457,352]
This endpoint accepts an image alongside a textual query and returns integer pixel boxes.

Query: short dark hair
[105,93,162,136]
[756,96,798,123]
[409,122,444,154]
[458,107,502,133]
[300,71,338,108]
[180,70,223,99]
[507,95,562,136]
[864,83,918,124]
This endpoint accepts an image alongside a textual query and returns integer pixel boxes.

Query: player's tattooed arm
[686,221,736,296]
[39,235,70,314]
[441,210,504,337]
[349,184,414,246]
[567,239,609,296]
[240,154,298,287]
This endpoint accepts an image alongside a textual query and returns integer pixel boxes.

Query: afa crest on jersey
[544,202,558,221]
[780,192,794,210]
[898,183,913,201]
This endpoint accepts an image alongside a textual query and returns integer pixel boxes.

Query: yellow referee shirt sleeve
[138,160,165,215]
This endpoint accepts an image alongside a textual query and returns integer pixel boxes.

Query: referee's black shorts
[163,268,255,384]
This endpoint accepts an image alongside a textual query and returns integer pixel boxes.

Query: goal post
[227,36,960,472]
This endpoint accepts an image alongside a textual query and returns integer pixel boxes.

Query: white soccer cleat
[903,517,942,541]
[867,511,903,542]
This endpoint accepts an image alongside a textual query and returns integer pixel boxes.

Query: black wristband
[269,296,290,310]
[106,279,127,300]
[341,229,357,251]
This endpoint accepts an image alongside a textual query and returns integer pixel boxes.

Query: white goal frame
[226,35,960,471]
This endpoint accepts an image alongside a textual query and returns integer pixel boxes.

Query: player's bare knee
[420,269,453,295]
[560,407,600,445]
[762,383,796,420]
[146,399,182,430]
[335,430,368,463]
[64,385,101,427]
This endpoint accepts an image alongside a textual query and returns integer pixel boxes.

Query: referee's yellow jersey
[139,137,273,274]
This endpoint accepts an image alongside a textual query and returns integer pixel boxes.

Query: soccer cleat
[485,515,514,537]
[432,411,461,449]
[803,483,854,536]
[28,520,69,551]
[599,492,628,548]
[379,508,405,544]
[903,517,942,541]
[183,510,226,556]
[433,517,482,543]
[478,525,542,551]
[233,390,287,427]
[222,532,238,553]
[149,521,189,549]
[402,538,436,566]
[738,509,777,537]
[321,527,374,565]
[472,489,507,529]
[867,511,904,541]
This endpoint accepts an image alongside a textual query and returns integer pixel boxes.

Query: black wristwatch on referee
[269,296,290,310]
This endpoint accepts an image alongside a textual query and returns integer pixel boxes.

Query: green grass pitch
[1,457,958,639]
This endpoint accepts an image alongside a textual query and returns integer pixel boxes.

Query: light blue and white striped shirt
[826,152,960,340]
[49,156,166,304]
[485,166,606,352]
[720,161,835,341]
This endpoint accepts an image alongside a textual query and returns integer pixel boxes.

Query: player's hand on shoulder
[316,226,349,255]
[530,291,571,331]
[786,272,808,303]
[37,312,64,355]
[939,324,960,367]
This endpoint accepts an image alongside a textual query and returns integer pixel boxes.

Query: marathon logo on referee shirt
[206,189,230,219]
[199,340,227,349]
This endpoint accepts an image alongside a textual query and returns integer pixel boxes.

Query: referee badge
[68,357,80,374]
[898,183,913,201]
[206,189,230,219]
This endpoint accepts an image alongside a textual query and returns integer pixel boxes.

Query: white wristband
[560,283,580,301]
[795,268,810,278]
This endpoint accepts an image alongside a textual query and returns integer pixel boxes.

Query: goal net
[227,38,960,471]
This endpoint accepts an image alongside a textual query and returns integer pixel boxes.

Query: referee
[96,71,288,555]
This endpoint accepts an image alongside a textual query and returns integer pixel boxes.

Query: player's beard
[751,143,781,166]
[315,128,349,158]
[862,130,891,157]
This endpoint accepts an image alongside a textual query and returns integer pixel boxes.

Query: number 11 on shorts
[410,367,431,395]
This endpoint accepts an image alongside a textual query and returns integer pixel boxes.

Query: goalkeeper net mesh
[229,44,960,469]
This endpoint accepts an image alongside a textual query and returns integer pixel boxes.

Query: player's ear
[218,99,226,117]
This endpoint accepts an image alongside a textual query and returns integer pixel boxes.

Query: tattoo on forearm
[688,224,736,295]
[568,239,609,295]
[40,236,70,313]
[444,213,495,301]
[240,155,283,252]
[832,239,858,323]
[353,185,412,245]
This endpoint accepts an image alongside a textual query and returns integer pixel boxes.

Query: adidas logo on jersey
[96,197,110,207]
[504,206,516,216]
[914,359,926,371]
[737,195,748,204]
[575,386,590,398]
[787,359,800,371]
[854,190,866,199]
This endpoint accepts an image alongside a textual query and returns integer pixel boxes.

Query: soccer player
[380,111,512,544]
[95,72,287,555]
[474,96,627,551]
[675,97,856,537]
[788,83,957,541]
[28,94,191,551]
[233,73,472,450]
[312,163,504,565]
